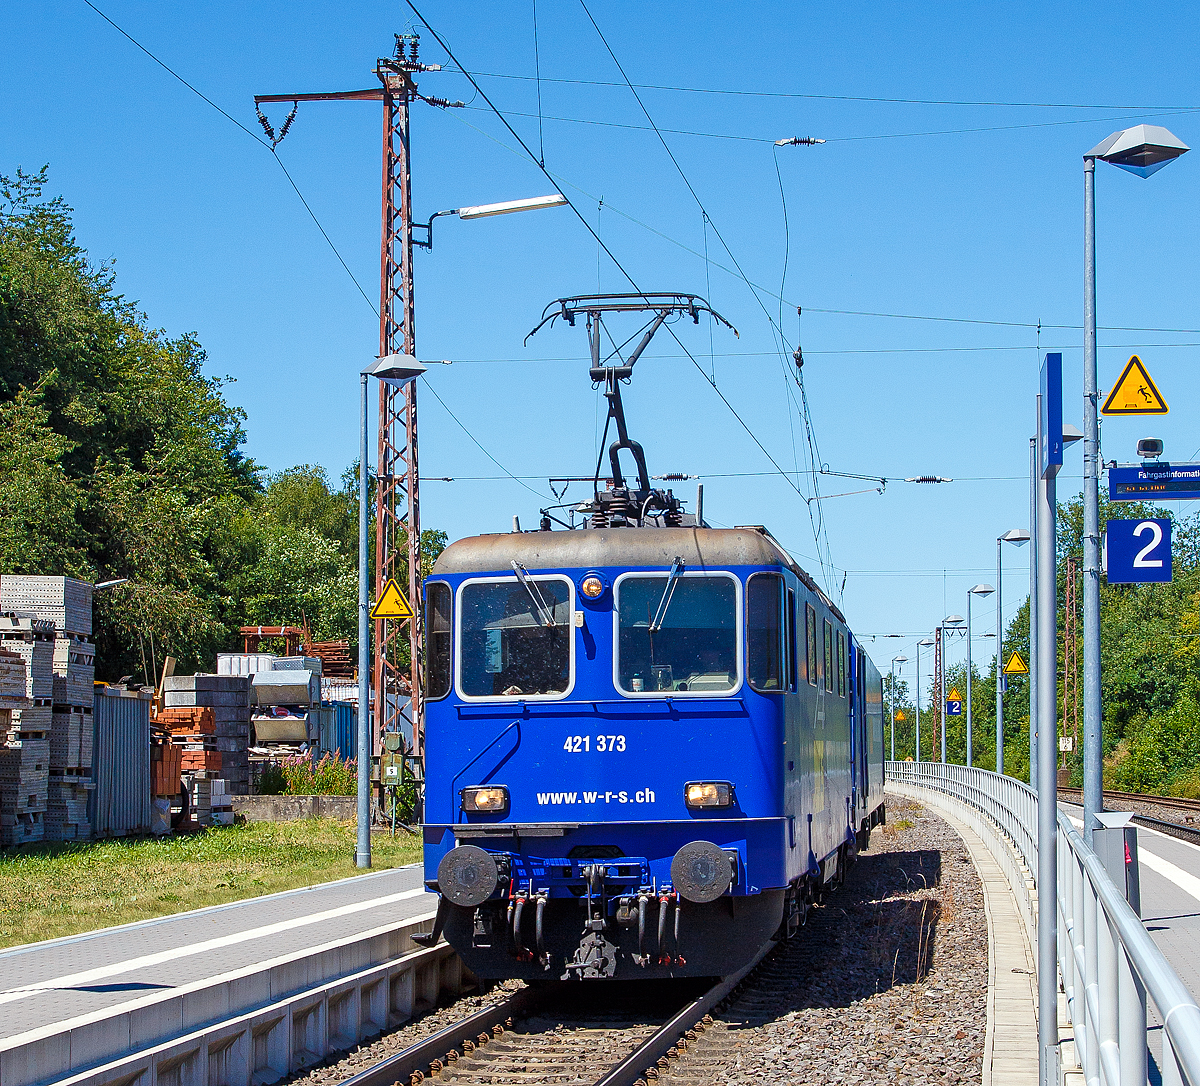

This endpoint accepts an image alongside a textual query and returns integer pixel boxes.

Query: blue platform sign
[1106,518,1172,584]
[1109,462,1200,502]
[1040,353,1063,479]
[946,700,963,717]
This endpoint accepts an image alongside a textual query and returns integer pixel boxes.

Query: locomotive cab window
[425,582,452,700]
[457,576,573,700]
[823,619,834,693]
[615,572,739,695]
[747,573,784,693]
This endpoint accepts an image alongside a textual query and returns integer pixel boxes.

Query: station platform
[0,864,434,1045]
[0,865,445,1086]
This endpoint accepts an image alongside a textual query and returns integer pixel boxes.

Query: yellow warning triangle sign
[1003,651,1028,675]
[1101,355,1168,415]
[947,688,962,702]
[895,709,906,721]
[370,578,414,621]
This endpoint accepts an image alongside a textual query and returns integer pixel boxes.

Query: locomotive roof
[431,526,845,623]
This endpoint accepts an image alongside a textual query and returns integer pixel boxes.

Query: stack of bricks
[152,739,184,797]
[162,675,251,794]
[1,577,96,843]
[157,706,220,774]
[0,637,49,847]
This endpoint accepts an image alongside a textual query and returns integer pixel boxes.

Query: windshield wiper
[649,556,685,632]
[511,560,556,626]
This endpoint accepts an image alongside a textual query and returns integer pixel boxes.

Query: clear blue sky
[6,1,1199,684]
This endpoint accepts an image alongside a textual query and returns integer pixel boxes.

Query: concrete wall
[231,796,357,822]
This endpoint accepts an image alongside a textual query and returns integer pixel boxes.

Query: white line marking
[1137,849,1200,906]
[0,887,430,1006]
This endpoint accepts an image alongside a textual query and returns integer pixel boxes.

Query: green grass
[0,819,423,949]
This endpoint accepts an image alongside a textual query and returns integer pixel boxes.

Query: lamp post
[890,655,908,760]
[916,638,934,761]
[1082,125,1188,843]
[995,529,1030,776]
[940,616,963,763]
[413,194,568,250]
[357,354,426,870]
[965,585,994,767]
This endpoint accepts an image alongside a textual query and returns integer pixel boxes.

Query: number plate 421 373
[564,735,626,752]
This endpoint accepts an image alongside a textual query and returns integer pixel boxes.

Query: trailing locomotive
[416,295,885,981]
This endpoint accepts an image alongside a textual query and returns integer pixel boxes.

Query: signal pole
[256,35,450,816]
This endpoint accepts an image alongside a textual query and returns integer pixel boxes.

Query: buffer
[1101,355,1168,415]
[370,578,414,621]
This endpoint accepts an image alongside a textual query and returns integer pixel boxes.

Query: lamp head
[892,654,908,664]
[1063,423,1084,445]
[1001,528,1030,546]
[944,614,964,625]
[1087,124,1189,177]
[918,638,935,647]
[969,583,995,597]
[365,353,427,389]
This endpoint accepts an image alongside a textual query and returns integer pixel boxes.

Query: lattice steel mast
[255,34,451,776]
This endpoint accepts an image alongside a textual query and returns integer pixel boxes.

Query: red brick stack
[157,706,221,774]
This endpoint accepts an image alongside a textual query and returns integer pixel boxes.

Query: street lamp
[940,616,963,763]
[413,194,568,250]
[1082,124,1188,842]
[890,655,908,761]
[356,354,427,870]
[965,584,995,767]
[916,638,935,762]
[995,528,1029,776]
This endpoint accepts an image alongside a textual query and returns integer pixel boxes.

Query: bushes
[258,753,357,796]
[1110,694,1200,796]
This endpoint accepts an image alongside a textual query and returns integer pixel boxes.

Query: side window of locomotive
[823,619,834,693]
[458,578,572,699]
[425,582,452,700]
[747,573,784,693]
[837,631,847,697]
[786,589,797,691]
[616,574,737,694]
[805,603,818,686]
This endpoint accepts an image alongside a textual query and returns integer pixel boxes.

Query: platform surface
[0,863,434,1043]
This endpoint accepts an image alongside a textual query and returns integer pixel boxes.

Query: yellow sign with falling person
[1101,355,1168,415]
[370,578,414,621]
[1003,651,1029,675]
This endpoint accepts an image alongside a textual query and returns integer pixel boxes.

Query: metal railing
[887,761,1200,1085]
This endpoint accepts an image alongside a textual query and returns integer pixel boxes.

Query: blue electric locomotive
[416,295,886,981]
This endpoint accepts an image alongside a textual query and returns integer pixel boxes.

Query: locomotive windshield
[458,577,572,699]
[616,573,738,694]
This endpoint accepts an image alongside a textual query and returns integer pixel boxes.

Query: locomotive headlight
[461,785,509,813]
[580,575,605,599]
[684,781,734,809]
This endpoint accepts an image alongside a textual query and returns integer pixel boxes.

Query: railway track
[341,943,772,1086]
[1057,786,1200,816]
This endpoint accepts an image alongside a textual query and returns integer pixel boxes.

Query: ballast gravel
[659,797,988,1085]
[285,796,988,1085]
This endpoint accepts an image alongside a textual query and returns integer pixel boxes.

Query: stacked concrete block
[163,674,251,795]
[0,575,93,635]
[1,577,96,842]
[0,626,51,847]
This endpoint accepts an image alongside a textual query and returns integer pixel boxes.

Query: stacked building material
[0,576,93,637]
[158,706,220,773]
[162,675,251,794]
[307,639,354,678]
[151,741,184,797]
[0,624,51,847]
[1,577,96,842]
[188,772,230,827]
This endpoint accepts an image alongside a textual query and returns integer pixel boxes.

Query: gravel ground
[658,798,988,1085]
[285,797,989,1085]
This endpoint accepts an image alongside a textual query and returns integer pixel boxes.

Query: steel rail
[1058,786,1200,816]
[339,985,543,1086]
[339,934,776,1086]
